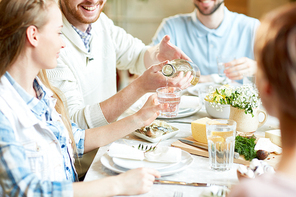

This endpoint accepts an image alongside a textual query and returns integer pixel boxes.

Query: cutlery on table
[178,139,240,159]
[154,179,229,188]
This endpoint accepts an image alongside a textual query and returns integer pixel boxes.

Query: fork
[173,191,183,197]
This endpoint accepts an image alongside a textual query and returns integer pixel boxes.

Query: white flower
[205,84,261,116]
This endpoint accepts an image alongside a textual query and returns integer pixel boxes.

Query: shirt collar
[4,72,50,120]
[71,24,92,52]
[191,6,231,37]
[61,14,90,53]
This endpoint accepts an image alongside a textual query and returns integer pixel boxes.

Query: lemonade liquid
[207,127,235,171]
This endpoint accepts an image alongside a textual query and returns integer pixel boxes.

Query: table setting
[84,78,281,196]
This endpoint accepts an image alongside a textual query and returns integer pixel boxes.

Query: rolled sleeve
[71,121,85,157]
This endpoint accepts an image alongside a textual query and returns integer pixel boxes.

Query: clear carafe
[161,59,200,85]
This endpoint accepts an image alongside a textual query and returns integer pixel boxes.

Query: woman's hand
[134,94,167,128]
[116,168,161,195]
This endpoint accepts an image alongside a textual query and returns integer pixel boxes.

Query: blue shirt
[0,72,85,196]
[152,7,260,76]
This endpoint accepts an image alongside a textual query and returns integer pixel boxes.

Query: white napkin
[255,138,282,154]
[108,143,145,160]
[145,146,181,163]
[108,143,181,163]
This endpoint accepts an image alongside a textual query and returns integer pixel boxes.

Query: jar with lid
[161,59,200,85]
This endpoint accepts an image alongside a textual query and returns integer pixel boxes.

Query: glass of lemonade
[206,119,236,171]
[156,87,182,118]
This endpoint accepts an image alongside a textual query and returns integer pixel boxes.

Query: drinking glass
[156,87,182,118]
[243,75,256,88]
[216,56,236,84]
[206,119,236,171]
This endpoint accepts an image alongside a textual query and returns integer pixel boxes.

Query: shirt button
[61,144,65,148]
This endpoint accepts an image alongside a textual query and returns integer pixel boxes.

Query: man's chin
[194,1,224,16]
[76,14,101,24]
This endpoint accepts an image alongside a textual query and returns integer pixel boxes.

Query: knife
[178,139,208,150]
[178,139,240,159]
[154,179,208,187]
[154,180,230,188]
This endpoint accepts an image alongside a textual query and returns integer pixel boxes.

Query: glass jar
[161,59,200,85]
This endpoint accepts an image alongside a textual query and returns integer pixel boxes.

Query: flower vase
[228,106,268,134]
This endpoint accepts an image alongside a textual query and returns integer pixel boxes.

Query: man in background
[47,0,192,179]
[152,0,260,83]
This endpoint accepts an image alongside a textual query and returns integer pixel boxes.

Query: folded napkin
[108,143,181,163]
[145,146,181,163]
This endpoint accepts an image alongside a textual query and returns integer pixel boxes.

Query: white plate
[133,129,179,143]
[130,94,201,119]
[101,150,193,176]
[187,82,241,96]
[112,157,179,170]
[187,82,218,96]
[158,107,200,119]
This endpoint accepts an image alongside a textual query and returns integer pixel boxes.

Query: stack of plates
[101,150,194,176]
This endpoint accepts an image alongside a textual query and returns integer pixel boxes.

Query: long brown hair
[255,3,296,118]
[0,0,77,153]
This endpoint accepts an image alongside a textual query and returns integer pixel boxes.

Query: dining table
[84,83,280,197]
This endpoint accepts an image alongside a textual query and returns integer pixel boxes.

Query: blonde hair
[255,3,296,118]
[0,0,77,154]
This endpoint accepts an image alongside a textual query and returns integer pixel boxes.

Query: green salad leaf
[235,135,257,161]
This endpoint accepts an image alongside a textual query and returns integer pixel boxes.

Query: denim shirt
[0,72,85,196]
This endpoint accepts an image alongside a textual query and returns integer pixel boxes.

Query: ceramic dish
[133,129,179,143]
[205,101,230,119]
[101,150,194,176]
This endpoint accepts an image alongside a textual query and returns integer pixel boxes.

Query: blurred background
[104,0,292,90]
[104,0,291,45]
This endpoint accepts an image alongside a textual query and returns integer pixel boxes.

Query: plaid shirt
[0,72,85,196]
[72,25,92,52]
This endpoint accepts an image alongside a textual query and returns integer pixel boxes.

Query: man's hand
[224,57,257,80]
[156,35,192,62]
[135,61,193,96]
[144,35,191,68]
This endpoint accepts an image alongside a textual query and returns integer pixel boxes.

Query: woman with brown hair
[229,3,296,197]
[0,0,166,196]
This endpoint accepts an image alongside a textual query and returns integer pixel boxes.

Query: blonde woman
[229,3,296,197]
[0,0,165,196]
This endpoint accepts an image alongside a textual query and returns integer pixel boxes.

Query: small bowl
[205,101,230,119]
